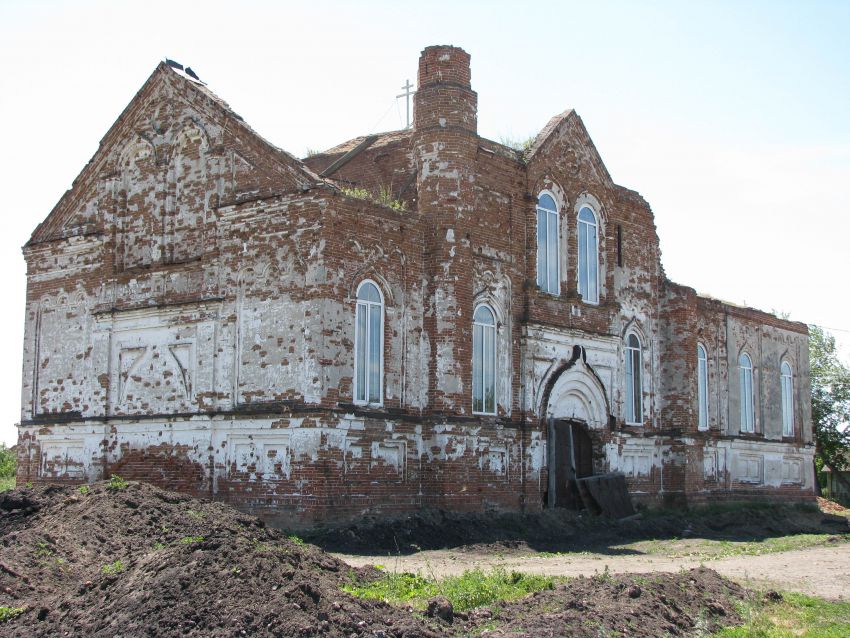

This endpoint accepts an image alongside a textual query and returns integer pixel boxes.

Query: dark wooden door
[552,421,594,509]
[572,424,593,479]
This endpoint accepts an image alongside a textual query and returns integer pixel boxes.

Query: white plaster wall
[603,435,670,494]
[719,439,815,490]
[726,316,812,442]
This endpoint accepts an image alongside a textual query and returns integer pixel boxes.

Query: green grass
[34,541,53,559]
[340,186,406,211]
[343,567,554,612]
[713,592,850,637]
[618,533,849,561]
[106,474,128,491]
[0,606,25,623]
[0,477,14,493]
[101,560,125,575]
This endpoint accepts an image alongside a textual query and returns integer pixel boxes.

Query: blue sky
[1,0,848,444]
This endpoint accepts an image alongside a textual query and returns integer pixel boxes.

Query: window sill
[535,288,561,299]
[736,432,762,440]
[346,401,385,410]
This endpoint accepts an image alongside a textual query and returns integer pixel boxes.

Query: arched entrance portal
[542,350,610,509]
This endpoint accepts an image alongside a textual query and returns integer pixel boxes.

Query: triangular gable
[28,63,322,246]
[525,109,613,187]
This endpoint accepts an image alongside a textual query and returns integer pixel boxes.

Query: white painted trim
[472,303,498,415]
[697,342,709,431]
[781,360,794,437]
[576,204,600,305]
[353,279,385,407]
[535,190,561,296]
[739,352,755,433]
[624,331,643,425]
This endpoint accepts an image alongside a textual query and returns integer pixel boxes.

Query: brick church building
[16,46,815,526]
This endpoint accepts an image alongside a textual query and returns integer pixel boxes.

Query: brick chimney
[413,45,478,414]
[413,45,477,133]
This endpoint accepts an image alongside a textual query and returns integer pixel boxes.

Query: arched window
[781,361,794,437]
[739,353,754,433]
[625,332,642,424]
[354,281,383,405]
[697,344,709,430]
[472,305,496,414]
[577,206,599,303]
[536,193,559,294]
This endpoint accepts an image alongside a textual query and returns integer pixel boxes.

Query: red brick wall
[16,47,815,526]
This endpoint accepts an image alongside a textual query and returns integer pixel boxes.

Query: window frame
[536,192,560,295]
[739,352,755,433]
[472,304,497,415]
[577,205,600,304]
[624,332,643,425]
[697,343,709,431]
[781,361,794,437]
[353,279,384,406]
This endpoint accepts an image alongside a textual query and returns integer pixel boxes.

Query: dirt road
[336,541,850,602]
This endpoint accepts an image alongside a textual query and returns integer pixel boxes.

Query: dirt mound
[457,568,745,637]
[818,496,850,517]
[307,501,848,554]
[0,482,441,637]
[0,482,755,637]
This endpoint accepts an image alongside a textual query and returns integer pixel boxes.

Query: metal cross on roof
[396,79,415,129]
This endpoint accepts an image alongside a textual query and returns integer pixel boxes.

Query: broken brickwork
[16,46,815,527]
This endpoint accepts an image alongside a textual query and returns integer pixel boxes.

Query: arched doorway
[541,349,610,509]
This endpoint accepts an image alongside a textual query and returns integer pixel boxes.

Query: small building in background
[823,460,850,506]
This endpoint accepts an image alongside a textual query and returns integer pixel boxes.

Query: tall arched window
[739,353,754,433]
[472,305,497,414]
[354,281,383,405]
[697,344,709,430]
[625,332,642,424]
[536,193,559,294]
[577,206,599,303]
[781,361,794,437]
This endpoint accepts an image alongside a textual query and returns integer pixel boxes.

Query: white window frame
[697,343,709,431]
[577,205,600,304]
[625,332,643,425]
[472,304,497,415]
[536,192,560,295]
[781,361,794,437]
[739,352,755,433]
[354,280,384,406]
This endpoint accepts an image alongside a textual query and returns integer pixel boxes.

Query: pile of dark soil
[0,482,753,637]
[457,568,746,637]
[0,482,440,637]
[306,500,849,554]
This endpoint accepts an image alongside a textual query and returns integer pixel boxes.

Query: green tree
[809,326,850,494]
[0,444,16,492]
[0,444,16,479]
